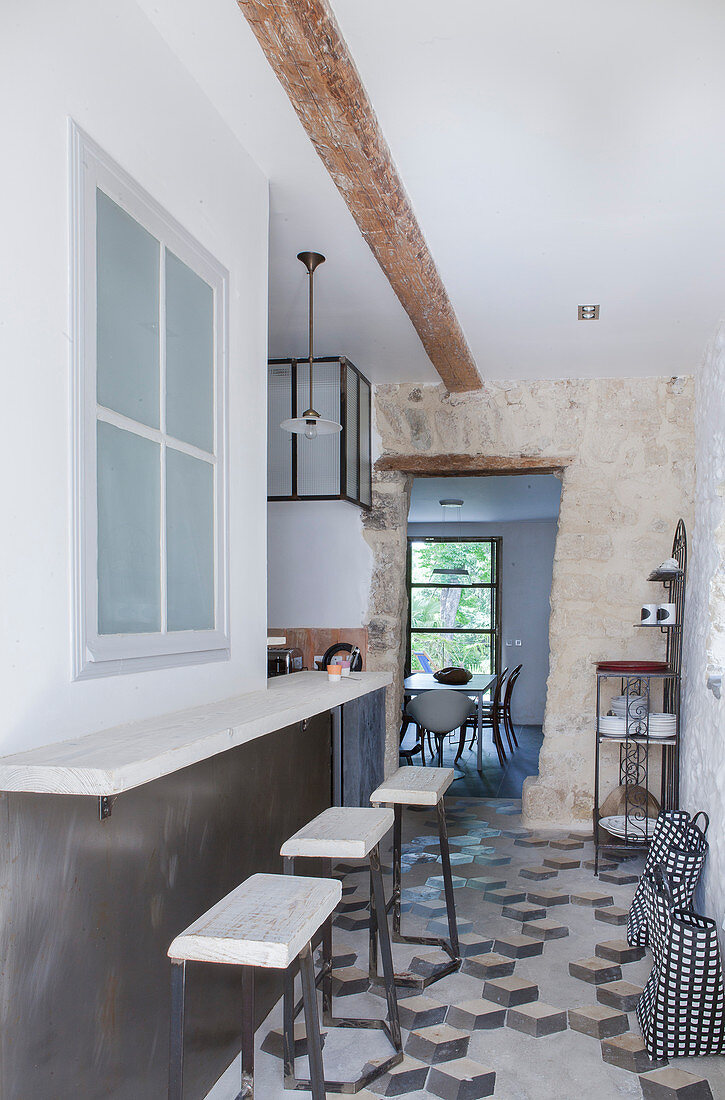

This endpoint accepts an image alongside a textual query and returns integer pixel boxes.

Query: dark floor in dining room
[400,721,544,800]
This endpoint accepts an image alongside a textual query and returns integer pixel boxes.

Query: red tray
[597,660,669,672]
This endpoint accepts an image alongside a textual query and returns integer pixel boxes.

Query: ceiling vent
[578,304,600,320]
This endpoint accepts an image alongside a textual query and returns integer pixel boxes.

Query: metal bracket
[99,795,117,821]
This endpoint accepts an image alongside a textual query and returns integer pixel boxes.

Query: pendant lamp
[280,251,342,439]
[432,499,470,577]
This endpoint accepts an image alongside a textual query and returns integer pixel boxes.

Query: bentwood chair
[459,667,508,767]
[501,663,523,750]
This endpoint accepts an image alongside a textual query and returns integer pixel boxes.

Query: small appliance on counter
[267,646,305,678]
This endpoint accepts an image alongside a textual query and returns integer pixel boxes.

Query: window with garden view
[408,538,500,676]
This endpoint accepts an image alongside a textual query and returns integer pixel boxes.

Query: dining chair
[458,668,508,767]
[399,710,426,765]
[502,663,523,750]
[405,690,476,769]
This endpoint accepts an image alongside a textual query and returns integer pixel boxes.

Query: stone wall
[681,322,725,930]
[364,377,695,826]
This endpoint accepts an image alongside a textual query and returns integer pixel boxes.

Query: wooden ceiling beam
[237,0,482,393]
[375,454,572,475]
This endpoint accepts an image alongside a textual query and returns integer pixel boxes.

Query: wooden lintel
[237,0,482,393]
[375,454,573,475]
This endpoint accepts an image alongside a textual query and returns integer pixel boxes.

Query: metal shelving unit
[593,520,687,873]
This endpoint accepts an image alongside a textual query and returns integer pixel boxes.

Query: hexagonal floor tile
[514,836,549,848]
[507,1002,568,1037]
[601,1032,668,1074]
[405,1023,470,1065]
[494,933,544,959]
[457,932,494,957]
[549,838,584,851]
[461,952,516,980]
[427,875,468,891]
[596,980,644,1011]
[483,975,539,1007]
[519,865,558,881]
[474,854,511,867]
[465,874,507,894]
[543,854,581,870]
[335,911,370,932]
[522,918,569,940]
[366,1055,429,1096]
[261,1022,327,1059]
[411,899,449,920]
[397,993,449,1031]
[567,1004,629,1039]
[332,966,370,997]
[502,901,547,922]
[571,891,614,908]
[526,887,569,906]
[427,1057,497,1099]
[569,957,622,985]
[595,939,646,964]
[428,917,474,937]
[639,1067,714,1099]
[410,951,457,979]
[485,887,527,905]
[599,868,640,886]
[595,906,629,926]
[446,998,506,1031]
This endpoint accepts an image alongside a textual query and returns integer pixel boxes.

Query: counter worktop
[0,671,391,797]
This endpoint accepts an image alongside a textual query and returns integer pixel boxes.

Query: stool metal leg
[369,845,402,1058]
[299,941,326,1100]
[241,965,255,1098]
[384,798,461,990]
[169,960,185,1100]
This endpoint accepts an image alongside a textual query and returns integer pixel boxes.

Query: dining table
[403,672,497,773]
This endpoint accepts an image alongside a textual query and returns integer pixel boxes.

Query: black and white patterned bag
[637,866,725,1059]
[627,810,708,947]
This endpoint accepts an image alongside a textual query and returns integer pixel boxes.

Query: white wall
[408,520,559,724]
[682,320,725,930]
[0,0,269,755]
[267,502,372,627]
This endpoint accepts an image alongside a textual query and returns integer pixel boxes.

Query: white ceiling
[408,475,562,524]
[141,0,725,383]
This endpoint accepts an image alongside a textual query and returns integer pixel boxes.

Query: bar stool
[370,765,459,989]
[167,872,340,1100]
[280,806,402,1092]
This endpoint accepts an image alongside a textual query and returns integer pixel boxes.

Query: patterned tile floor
[207,797,725,1100]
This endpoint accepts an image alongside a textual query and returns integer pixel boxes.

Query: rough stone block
[595,906,629,926]
[485,887,527,905]
[405,1023,470,1065]
[502,901,547,922]
[465,874,507,893]
[261,1022,327,1059]
[543,854,581,870]
[507,1001,568,1037]
[494,933,544,959]
[549,838,584,851]
[595,939,645,964]
[571,891,614,908]
[367,1055,429,1096]
[458,932,494,957]
[639,1067,714,1099]
[522,918,569,940]
[567,1004,629,1039]
[569,957,622,985]
[601,1032,667,1074]
[446,998,506,1031]
[599,868,640,886]
[332,966,369,997]
[427,1058,497,1100]
[483,975,539,1007]
[527,888,570,906]
[461,952,516,980]
[514,836,549,848]
[397,994,449,1031]
[519,865,558,881]
[596,980,644,1011]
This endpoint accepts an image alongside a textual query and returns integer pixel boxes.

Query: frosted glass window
[166,450,215,631]
[97,421,160,634]
[96,191,160,428]
[166,250,214,451]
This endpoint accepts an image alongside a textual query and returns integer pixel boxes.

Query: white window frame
[70,122,230,679]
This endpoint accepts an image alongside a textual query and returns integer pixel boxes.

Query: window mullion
[159,245,168,634]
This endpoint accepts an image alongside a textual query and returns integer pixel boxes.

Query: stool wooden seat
[371,766,460,989]
[281,807,402,1093]
[168,873,340,1100]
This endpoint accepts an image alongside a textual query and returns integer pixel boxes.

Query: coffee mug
[657,603,676,624]
[641,604,658,623]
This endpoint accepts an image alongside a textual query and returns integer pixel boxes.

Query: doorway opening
[400,473,562,799]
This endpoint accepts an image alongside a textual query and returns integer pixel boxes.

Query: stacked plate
[598,716,627,737]
[610,694,649,718]
[640,712,677,739]
[599,815,656,840]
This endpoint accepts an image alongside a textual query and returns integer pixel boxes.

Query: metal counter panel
[0,713,331,1099]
